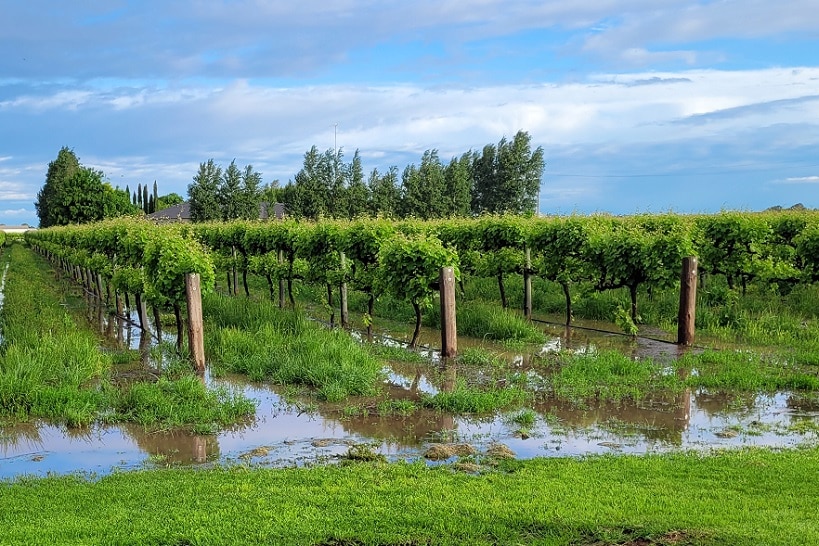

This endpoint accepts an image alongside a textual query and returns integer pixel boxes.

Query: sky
[1,1,818,227]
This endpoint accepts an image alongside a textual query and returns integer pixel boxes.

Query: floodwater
[2,290,818,479]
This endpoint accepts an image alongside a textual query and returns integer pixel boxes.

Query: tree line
[34,130,543,227]
[276,130,544,220]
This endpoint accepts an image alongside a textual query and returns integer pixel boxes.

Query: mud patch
[423,443,476,460]
[486,443,515,460]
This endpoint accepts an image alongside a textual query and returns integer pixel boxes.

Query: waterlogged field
[3,228,819,544]
[2,243,819,479]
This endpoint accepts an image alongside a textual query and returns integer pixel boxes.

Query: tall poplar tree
[218,160,244,220]
[368,167,400,217]
[471,131,544,215]
[239,164,263,219]
[345,150,369,218]
[188,159,222,221]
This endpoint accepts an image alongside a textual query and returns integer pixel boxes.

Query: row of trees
[35,130,544,227]
[279,130,545,220]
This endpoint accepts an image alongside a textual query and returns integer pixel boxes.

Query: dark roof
[147,202,191,221]
[146,201,285,222]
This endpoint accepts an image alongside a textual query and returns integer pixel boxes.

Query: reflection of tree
[536,388,692,445]
[694,391,757,417]
[120,424,219,464]
[283,361,462,446]
[786,394,819,412]
[0,423,42,455]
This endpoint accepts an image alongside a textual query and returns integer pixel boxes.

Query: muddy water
[3,363,817,478]
[2,293,818,478]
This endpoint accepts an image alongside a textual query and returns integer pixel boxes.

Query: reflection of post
[677,257,698,345]
[139,329,152,367]
[440,358,457,432]
[676,388,692,426]
[185,274,206,374]
[439,267,457,358]
[193,435,208,463]
[441,358,457,393]
[675,367,691,427]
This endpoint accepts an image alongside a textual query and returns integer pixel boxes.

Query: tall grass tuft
[426,301,546,344]
[205,294,384,401]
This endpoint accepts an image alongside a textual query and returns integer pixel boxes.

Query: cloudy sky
[1,1,818,226]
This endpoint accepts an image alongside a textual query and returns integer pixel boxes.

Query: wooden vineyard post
[523,245,533,320]
[185,273,206,374]
[677,257,698,346]
[439,267,457,358]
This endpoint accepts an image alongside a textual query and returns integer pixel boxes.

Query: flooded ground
[2,289,819,479]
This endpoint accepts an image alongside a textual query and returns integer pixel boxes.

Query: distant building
[0,224,36,234]
[146,202,285,222]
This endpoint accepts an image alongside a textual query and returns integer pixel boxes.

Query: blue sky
[1,0,818,226]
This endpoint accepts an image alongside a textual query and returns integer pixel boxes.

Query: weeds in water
[507,408,537,428]
[544,350,681,404]
[111,376,255,431]
[422,383,529,414]
[206,295,384,400]
[458,347,506,368]
[680,350,819,391]
[341,443,385,463]
[426,301,546,343]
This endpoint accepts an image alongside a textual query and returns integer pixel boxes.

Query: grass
[204,294,385,401]
[542,351,682,404]
[679,350,819,391]
[2,447,819,544]
[425,301,547,344]
[422,382,530,414]
[0,244,255,431]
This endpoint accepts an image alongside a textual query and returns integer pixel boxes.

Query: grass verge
[1,447,818,545]
[0,244,254,431]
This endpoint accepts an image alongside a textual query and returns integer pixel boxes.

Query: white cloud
[780,176,819,184]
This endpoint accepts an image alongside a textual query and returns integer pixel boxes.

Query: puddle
[2,287,818,479]
[3,365,818,479]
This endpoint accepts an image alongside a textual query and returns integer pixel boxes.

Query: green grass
[422,383,530,414]
[2,447,819,544]
[542,350,682,404]
[680,350,819,391]
[204,294,385,401]
[426,301,547,344]
[0,244,255,431]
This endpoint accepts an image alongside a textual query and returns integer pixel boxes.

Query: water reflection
[121,425,219,464]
